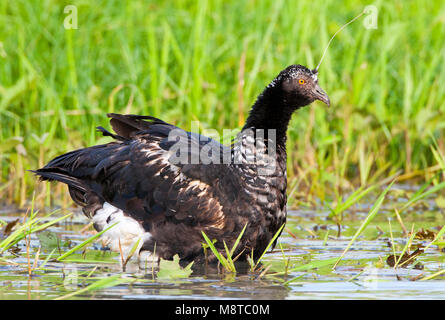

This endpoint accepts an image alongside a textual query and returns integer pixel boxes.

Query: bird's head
[270,64,330,108]
[244,64,331,136]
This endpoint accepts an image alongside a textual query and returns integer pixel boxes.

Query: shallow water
[0,198,444,300]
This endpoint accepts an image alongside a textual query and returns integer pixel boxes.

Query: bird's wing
[34,114,234,229]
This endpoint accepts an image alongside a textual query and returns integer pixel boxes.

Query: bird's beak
[313,83,330,107]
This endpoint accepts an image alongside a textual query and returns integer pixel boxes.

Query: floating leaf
[37,231,61,251]
[2,219,19,236]
[414,228,436,240]
[157,254,193,279]
[386,248,424,268]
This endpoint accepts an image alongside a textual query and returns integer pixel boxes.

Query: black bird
[32,64,330,264]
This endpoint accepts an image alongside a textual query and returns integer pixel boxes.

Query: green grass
[201,222,285,274]
[1,0,445,208]
[332,180,395,269]
[0,197,72,253]
[201,223,248,273]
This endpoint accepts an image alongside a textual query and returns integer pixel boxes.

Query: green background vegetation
[1,1,445,298]
[1,0,445,207]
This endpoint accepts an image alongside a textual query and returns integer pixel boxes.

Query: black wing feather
[33,114,230,222]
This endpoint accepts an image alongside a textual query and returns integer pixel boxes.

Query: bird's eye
[298,79,305,85]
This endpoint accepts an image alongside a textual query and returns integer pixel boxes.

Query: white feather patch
[93,202,152,260]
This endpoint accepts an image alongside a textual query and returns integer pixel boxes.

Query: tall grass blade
[0,211,72,253]
[254,223,285,269]
[419,269,445,281]
[201,230,229,269]
[54,274,127,300]
[57,223,117,261]
[400,173,445,212]
[333,180,395,269]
